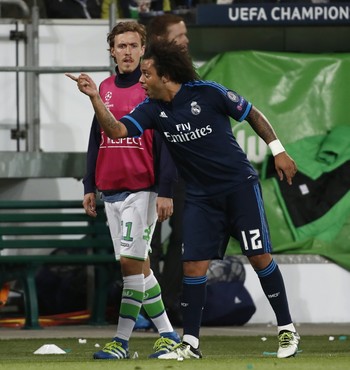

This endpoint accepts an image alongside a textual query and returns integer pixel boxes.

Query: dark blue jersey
[120,80,258,197]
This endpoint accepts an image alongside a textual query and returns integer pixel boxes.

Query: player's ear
[161,76,169,84]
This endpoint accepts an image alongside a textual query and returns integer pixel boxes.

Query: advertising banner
[196,3,350,26]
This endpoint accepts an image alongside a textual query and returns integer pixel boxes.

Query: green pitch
[0,335,349,370]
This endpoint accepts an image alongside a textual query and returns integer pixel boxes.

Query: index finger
[285,166,296,185]
[65,73,78,82]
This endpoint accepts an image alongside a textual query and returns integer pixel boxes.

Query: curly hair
[143,40,199,84]
[107,21,146,50]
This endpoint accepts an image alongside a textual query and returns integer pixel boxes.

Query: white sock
[278,323,296,334]
[143,270,173,334]
[115,274,144,341]
[183,334,199,349]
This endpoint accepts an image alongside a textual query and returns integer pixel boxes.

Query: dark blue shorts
[182,181,272,261]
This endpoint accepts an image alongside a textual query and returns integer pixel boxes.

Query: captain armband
[268,139,285,156]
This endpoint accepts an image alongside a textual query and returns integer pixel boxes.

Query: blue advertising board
[196,3,350,26]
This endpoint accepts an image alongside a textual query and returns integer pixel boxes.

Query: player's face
[110,31,144,74]
[166,21,189,51]
[140,59,166,100]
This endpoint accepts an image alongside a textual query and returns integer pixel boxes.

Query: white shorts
[104,191,157,261]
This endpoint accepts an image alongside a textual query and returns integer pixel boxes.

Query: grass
[0,335,349,370]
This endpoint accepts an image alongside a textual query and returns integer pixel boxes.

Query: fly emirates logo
[164,122,213,143]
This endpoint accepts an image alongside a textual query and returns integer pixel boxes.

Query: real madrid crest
[191,101,201,115]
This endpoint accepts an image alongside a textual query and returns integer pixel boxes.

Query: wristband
[268,139,285,156]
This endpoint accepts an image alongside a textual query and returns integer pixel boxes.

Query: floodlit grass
[0,335,349,370]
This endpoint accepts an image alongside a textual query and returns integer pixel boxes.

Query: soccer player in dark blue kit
[67,40,300,359]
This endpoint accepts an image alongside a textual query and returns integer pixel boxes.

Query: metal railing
[0,0,30,18]
[0,1,117,152]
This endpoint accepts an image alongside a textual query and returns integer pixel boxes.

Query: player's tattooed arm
[246,105,297,185]
[245,105,277,145]
[66,72,128,139]
[90,95,128,139]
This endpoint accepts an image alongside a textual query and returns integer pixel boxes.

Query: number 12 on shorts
[241,229,262,251]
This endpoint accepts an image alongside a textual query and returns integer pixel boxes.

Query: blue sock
[181,275,207,339]
[256,260,292,326]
